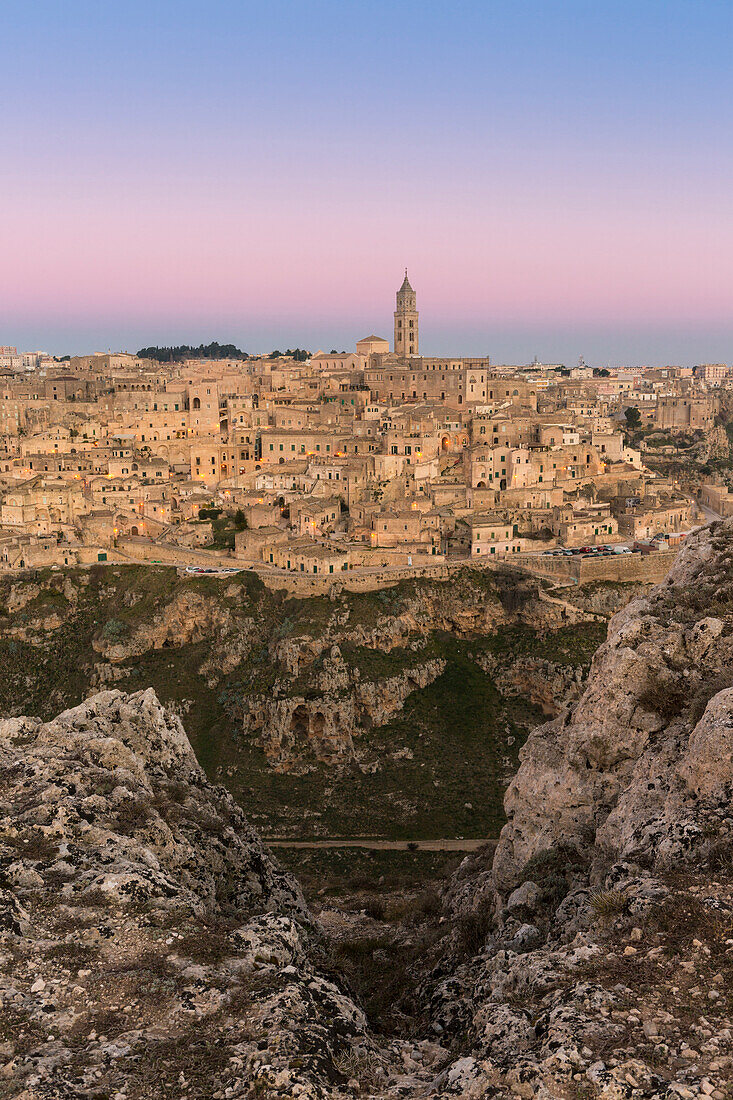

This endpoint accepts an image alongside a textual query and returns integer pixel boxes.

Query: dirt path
[266,838,497,852]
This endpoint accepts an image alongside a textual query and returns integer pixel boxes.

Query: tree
[138,343,248,363]
[624,406,642,431]
[234,509,247,530]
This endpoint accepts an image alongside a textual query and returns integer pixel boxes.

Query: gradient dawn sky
[2,0,733,364]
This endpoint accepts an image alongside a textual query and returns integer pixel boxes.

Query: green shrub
[102,618,127,639]
[414,887,442,919]
[637,675,687,722]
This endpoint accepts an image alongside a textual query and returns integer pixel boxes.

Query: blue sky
[2,0,732,363]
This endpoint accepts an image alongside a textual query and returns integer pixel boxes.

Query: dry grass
[589,888,629,921]
[455,904,493,957]
[2,829,59,861]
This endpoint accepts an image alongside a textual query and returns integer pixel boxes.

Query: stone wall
[515,548,678,585]
[51,534,681,594]
[118,536,232,566]
[257,561,453,595]
[574,548,677,583]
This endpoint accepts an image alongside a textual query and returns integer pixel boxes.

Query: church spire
[399,268,413,293]
[394,269,418,356]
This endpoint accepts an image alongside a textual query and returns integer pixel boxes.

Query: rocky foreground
[0,688,460,1099]
[2,521,733,1097]
[430,519,733,1098]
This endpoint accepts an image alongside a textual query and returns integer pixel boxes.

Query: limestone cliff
[494,518,733,891]
[240,655,446,772]
[0,689,446,1098]
[426,519,733,1098]
[4,530,733,1098]
[0,565,607,837]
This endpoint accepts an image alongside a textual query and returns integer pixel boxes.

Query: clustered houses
[0,276,719,574]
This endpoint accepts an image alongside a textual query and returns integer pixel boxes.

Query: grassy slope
[0,566,606,841]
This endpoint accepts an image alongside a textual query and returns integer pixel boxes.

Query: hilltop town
[2,274,732,585]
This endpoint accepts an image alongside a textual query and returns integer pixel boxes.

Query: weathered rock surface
[426,519,733,1098]
[493,521,733,890]
[9,543,731,1098]
[0,689,431,1098]
[241,657,446,772]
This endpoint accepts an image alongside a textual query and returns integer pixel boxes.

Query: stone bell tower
[394,269,418,357]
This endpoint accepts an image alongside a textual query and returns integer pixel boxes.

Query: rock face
[493,520,733,890]
[478,652,585,717]
[0,689,385,1098]
[9,542,733,1098]
[428,519,733,1098]
[92,590,240,663]
[241,657,446,772]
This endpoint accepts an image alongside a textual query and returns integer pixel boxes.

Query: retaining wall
[515,548,678,586]
[70,536,682,596]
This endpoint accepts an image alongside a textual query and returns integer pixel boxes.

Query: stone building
[655,395,715,431]
[549,503,618,546]
[394,270,419,356]
[700,481,733,518]
[266,538,350,575]
[470,515,526,557]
